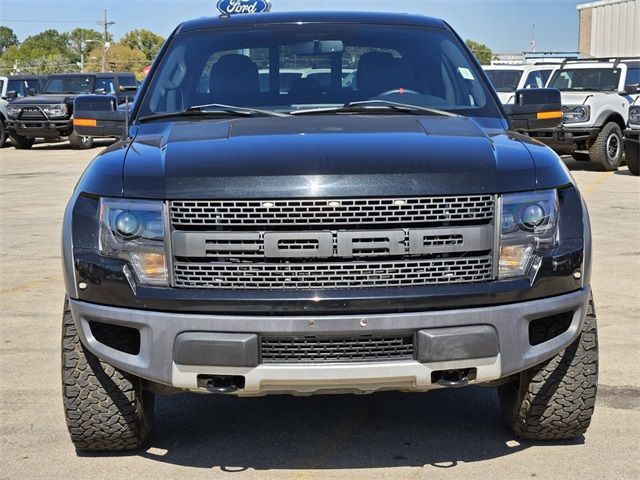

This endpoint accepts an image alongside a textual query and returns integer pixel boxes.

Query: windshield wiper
[291,100,460,117]
[139,103,289,123]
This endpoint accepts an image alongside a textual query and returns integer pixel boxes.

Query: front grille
[173,256,493,290]
[18,106,48,120]
[261,334,415,363]
[170,195,494,228]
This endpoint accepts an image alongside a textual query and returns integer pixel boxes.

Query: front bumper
[69,287,590,396]
[6,118,73,138]
[527,126,600,153]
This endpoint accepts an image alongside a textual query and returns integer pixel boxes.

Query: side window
[523,71,543,88]
[625,68,640,87]
[95,77,116,94]
[117,76,137,89]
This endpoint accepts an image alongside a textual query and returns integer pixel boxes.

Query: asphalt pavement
[1,142,638,480]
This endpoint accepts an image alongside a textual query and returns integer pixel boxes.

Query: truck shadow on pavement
[80,387,584,471]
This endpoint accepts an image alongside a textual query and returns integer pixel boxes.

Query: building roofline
[577,0,632,11]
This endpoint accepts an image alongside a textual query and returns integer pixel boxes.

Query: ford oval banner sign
[217,0,272,15]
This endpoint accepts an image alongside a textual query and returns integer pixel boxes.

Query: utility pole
[97,10,115,72]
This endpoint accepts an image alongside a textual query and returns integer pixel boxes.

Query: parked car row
[483,57,640,174]
[1,72,138,150]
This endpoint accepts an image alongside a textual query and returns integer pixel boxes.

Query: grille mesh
[170,195,494,227]
[18,106,48,119]
[261,334,415,363]
[173,256,493,290]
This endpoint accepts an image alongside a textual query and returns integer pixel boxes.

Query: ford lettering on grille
[172,226,493,259]
[168,196,497,290]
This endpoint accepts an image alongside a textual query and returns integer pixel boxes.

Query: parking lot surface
[1,142,639,480]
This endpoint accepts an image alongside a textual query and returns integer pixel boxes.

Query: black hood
[122,115,540,199]
[9,94,76,105]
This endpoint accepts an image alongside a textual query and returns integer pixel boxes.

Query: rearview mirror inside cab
[73,95,127,138]
[504,88,562,131]
[293,40,344,55]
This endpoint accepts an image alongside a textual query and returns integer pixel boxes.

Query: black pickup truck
[6,72,137,149]
[62,12,597,451]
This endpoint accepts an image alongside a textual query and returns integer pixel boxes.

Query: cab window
[95,77,116,94]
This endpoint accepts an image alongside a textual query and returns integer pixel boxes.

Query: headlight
[99,199,168,286]
[42,104,68,118]
[6,105,21,118]
[563,105,590,124]
[630,106,640,126]
[499,190,559,279]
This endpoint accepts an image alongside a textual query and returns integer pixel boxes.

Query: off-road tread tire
[589,122,622,171]
[68,133,94,150]
[625,140,639,176]
[9,132,34,149]
[61,300,153,451]
[0,121,7,148]
[498,296,598,440]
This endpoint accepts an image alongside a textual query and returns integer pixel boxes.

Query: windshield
[43,76,95,94]
[548,68,621,91]
[484,69,522,92]
[138,23,497,119]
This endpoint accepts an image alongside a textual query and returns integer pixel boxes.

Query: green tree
[85,42,146,74]
[121,29,165,62]
[0,26,19,54]
[68,28,103,62]
[465,39,493,65]
[21,29,71,57]
[0,29,76,74]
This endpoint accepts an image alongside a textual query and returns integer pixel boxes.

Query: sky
[0,0,586,53]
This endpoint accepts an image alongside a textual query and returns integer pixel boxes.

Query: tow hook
[432,368,476,388]
[198,375,245,393]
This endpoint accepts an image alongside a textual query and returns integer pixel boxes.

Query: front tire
[589,122,623,171]
[9,131,34,149]
[68,132,94,150]
[498,295,598,440]
[61,299,154,451]
[0,121,7,147]
[625,140,639,176]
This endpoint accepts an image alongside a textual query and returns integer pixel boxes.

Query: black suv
[63,12,597,451]
[6,72,137,149]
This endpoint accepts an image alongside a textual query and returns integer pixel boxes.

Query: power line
[96,10,115,72]
[0,19,95,23]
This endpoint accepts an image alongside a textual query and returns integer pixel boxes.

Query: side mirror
[26,88,37,97]
[504,88,562,131]
[73,95,127,138]
[5,91,17,100]
[624,84,639,95]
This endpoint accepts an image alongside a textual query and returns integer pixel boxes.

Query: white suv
[483,64,557,104]
[528,58,640,171]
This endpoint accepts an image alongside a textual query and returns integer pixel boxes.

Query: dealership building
[577,0,640,56]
